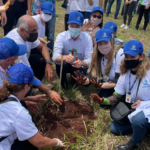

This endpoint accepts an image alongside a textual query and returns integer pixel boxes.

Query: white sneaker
[120,24,125,28]
[124,25,129,29]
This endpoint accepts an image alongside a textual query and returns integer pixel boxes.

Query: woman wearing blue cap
[88,29,124,105]
[103,21,124,48]
[82,6,104,46]
[91,40,150,150]
[0,63,65,150]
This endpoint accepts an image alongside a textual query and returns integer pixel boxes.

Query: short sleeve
[31,39,40,49]
[115,48,124,73]
[114,74,126,95]
[13,109,38,141]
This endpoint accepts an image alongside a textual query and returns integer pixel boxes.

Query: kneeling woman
[0,63,65,150]
[91,40,150,150]
[88,29,124,100]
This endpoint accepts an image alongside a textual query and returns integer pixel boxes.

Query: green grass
[0,1,149,150]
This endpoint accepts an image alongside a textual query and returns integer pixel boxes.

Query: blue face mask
[69,28,81,38]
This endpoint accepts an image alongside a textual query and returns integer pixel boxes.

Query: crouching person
[90,40,150,150]
[53,11,93,89]
[0,63,65,150]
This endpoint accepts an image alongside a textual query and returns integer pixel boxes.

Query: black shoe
[114,16,118,19]
[115,140,138,150]
[135,26,138,30]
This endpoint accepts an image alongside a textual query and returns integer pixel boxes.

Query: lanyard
[128,72,137,94]
[102,57,106,67]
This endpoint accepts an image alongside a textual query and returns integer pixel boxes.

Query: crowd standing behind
[0,0,150,150]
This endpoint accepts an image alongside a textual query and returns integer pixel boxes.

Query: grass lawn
[0,1,150,150]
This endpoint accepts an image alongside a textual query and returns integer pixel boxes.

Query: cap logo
[103,33,107,37]
[51,7,54,11]
[110,25,114,29]
[131,45,136,50]
[24,78,29,83]
[77,16,80,21]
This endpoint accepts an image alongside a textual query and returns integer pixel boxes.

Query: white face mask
[14,56,23,64]
[41,12,52,22]
[91,18,102,27]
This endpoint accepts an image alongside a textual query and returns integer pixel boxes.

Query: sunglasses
[92,14,102,19]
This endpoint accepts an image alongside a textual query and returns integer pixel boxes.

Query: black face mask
[124,59,141,69]
[26,32,38,42]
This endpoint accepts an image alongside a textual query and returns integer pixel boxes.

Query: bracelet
[48,90,52,95]
[81,61,84,67]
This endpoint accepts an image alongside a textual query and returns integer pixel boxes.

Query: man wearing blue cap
[32,1,55,45]
[0,37,27,87]
[29,0,56,57]
[53,11,93,89]
[0,37,63,107]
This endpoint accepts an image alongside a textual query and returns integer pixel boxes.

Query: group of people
[0,0,150,150]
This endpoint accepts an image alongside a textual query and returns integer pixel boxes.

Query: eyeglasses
[92,14,102,19]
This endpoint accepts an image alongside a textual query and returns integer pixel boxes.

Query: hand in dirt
[89,27,99,39]
[72,56,82,68]
[90,77,103,89]
[66,49,74,64]
[71,70,87,85]
[82,21,94,32]
[25,101,40,114]
[131,100,142,109]
[38,37,51,45]
[49,91,63,105]
[90,94,104,104]
[28,94,48,103]
[54,138,66,147]
[0,0,10,13]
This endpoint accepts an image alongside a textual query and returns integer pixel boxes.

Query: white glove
[54,138,65,147]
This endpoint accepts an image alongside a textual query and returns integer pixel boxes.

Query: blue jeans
[106,0,122,18]
[110,111,150,146]
[47,14,56,57]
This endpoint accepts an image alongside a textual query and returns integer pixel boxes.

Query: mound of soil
[33,99,96,143]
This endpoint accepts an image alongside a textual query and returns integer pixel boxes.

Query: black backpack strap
[0,97,18,105]
[0,97,18,142]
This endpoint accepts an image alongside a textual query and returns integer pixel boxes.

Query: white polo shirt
[0,66,6,87]
[53,30,93,67]
[5,28,41,67]
[85,0,99,12]
[0,94,38,150]
[101,48,124,81]
[32,14,45,38]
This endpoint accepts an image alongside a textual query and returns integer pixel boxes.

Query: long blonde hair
[88,38,115,77]
[120,54,150,79]
[0,73,26,101]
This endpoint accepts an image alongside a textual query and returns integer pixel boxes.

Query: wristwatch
[46,61,52,65]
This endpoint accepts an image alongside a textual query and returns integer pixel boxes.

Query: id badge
[103,75,109,82]
[126,94,131,103]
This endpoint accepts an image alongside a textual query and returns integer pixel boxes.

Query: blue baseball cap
[123,40,143,56]
[6,63,41,86]
[41,1,55,15]
[96,29,112,43]
[0,37,27,60]
[91,6,104,15]
[68,11,84,26]
[103,21,118,33]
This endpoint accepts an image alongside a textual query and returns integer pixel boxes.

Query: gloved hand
[54,138,66,147]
